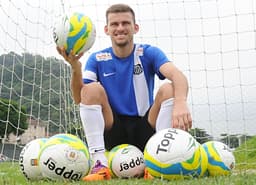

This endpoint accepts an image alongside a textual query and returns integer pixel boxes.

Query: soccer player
[57,3,192,181]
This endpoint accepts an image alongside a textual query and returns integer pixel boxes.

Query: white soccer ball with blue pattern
[108,144,145,178]
[202,141,235,176]
[19,138,48,180]
[38,134,91,181]
[144,128,205,180]
[53,12,96,55]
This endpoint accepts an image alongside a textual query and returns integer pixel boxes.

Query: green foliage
[0,98,28,138]
[0,52,76,134]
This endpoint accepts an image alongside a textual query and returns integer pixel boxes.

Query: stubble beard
[114,37,133,48]
[115,40,129,48]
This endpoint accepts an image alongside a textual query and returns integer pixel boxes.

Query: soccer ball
[144,128,204,180]
[195,143,208,177]
[53,12,96,55]
[202,141,235,176]
[19,138,48,180]
[38,133,91,181]
[108,144,145,178]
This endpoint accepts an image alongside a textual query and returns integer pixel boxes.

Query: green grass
[1,136,255,185]
[233,136,256,170]
[0,162,256,185]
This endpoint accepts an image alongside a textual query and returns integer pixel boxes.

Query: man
[57,3,192,181]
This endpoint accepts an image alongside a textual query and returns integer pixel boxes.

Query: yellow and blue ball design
[144,128,204,180]
[202,141,235,176]
[53,12,96,55]
[38,133,91,181]
[108,144,145,178]
[39,133,90,157]
[194,143,208,177]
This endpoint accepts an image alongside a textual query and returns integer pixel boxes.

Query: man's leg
[80,104,108,166]
[79,83,113,181]
[148,83,174,131]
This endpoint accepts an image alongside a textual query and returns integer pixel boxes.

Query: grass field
[0,137,255,185]
[0,162,256,185]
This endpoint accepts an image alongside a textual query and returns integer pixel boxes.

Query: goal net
[0,0,255,169]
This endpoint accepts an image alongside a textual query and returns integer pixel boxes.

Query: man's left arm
[159,62,192,131]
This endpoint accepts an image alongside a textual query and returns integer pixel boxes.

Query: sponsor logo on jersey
[136,47,143,56]
[103,72,116,77]
[96,52,112,61]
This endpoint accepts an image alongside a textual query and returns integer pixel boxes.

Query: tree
[0,52,75,134]
[0,98,28,139]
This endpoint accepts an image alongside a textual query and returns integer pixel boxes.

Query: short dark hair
[106,4,136,23]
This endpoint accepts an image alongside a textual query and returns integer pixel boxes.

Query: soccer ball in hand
[144,128,206,180]
[38,133,91,181]
[108,144,145,178]
[53,12,96,55]
[19,138,48,180]
[202,141,235,176]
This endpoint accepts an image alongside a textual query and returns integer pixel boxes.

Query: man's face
[104,12,139,47]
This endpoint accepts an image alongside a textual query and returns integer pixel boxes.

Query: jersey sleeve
[145,45,171,80]
[82,53,98,84]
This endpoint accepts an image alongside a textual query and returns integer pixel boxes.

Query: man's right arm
[70,61,83,104]
[56,46,84,104]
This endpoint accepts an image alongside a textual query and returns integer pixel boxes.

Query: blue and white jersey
[82,44,170,116]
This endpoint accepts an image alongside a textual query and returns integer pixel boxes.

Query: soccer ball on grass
[202,141,235,176]
[144,128,207,180]
[19,138,48,180]
[38,133,91,181]
[108,144,145,178]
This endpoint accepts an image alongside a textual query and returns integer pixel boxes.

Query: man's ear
[104,25,109,35]
[134,23,139,34]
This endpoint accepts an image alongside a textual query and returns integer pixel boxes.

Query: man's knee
[80,82,106,104]
[156,83,174,102]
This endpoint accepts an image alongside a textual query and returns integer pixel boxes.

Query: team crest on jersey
[134,64,143,75]
[134,46,144,75]
[96,52,112,61]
